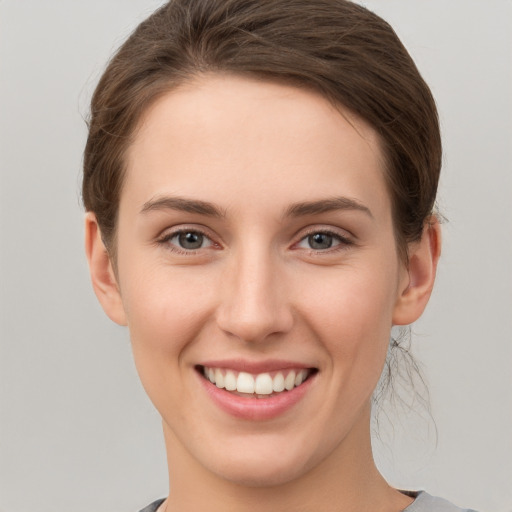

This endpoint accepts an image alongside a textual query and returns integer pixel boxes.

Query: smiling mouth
[197,365,318,398]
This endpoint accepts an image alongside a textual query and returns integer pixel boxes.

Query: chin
[212,457,310,488]
[197,436,320,488]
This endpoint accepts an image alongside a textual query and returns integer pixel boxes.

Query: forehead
[122,74,390,220]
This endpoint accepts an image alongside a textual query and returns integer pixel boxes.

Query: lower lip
[198,371,316,421]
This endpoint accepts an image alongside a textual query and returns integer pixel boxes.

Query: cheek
[298,266,397,372]
[123,268,215,349]
[117,258,218,392]
[123,286,217,428]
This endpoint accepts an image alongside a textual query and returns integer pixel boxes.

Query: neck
[161,405,413,512]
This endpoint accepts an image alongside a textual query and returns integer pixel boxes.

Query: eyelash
[156,227,354,255]
[156,227,218,255]
[294,228,354,254]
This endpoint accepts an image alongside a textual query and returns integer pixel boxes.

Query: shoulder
[138,498,165,512]
[404,491,479,512]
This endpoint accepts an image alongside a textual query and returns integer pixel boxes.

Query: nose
[215,248,294,343]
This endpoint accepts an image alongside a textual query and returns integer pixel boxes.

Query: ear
[84,212,127,326]
[392,217,442,325]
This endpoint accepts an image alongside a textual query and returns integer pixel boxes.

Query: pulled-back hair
[83,0,441,261]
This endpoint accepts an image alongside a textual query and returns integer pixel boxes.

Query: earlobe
[84,212,128,326]
[392,217,442,326]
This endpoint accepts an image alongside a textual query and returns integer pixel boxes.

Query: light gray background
[0,1,511,511]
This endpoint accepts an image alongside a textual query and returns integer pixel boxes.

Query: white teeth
[295,369,307,386]
[224,370,237,391]
[272,372,285,392]
[214,368,224,388]
[236,372,255,393]
[202,367,311,395]
[254,373,273,395]
[284,371,296,391]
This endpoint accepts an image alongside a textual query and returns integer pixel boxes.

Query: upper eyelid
[158,225,216,241]
[295,225,354,241]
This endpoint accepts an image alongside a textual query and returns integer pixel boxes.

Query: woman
[83,1,476,510]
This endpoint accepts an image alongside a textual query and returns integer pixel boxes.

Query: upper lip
[197,359,315,374]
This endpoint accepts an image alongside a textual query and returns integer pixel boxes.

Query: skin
[86,75,440,512]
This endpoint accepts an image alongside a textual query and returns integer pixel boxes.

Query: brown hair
[82,0,441,261]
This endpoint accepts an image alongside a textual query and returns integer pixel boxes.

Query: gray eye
[308,233,333,250]
[178,232,205,250]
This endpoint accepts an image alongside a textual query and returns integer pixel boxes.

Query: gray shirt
[138,491,478,512]
[402,491,478,512]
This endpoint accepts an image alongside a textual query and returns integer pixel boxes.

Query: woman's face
[109,75,413,485]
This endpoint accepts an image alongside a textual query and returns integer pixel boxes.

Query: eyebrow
[284,197,373,219]
[140,195,372,219]
[140,196,226,217]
